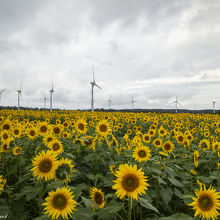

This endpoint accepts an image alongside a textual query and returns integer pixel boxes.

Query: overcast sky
[0,0,220,110]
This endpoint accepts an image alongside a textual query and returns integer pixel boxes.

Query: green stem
[128,197,132,220]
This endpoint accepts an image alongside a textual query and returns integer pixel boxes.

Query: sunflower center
[52,194,67,210]
[39,159,52,173]
[53,143,60,151]
[156,140,160,145]
[199,196,213,211]
[122,174,139,192]
[3,124,10,130]
[54,127,60,134]
[94,192,103,205]
[78,123,84,131]
[3,144,8,150]
[138,150,147,158]
[164,143,171,151]
[99,124,107,132]
[178,136,183,142]
[16,148,21,153]
[160,130,164,134]
[144,136,150,141]
[47,137,53,142]
[3,133,8,139]
[14,130,19,135]
[40,126,47,133]
[30,130,35,136]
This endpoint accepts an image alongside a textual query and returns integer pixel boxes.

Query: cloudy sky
[0,0,220,110]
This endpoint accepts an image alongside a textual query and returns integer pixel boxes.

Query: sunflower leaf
[139,197,159,213]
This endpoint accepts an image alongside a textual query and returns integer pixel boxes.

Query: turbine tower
[209,99,217,114]
[131,96,136,111]
[171,96,182,113]
[49,83,54,111]
[44,97,48,109]
[17,82,23,110]
[90,66,101,111]
[0,88,6,106]
[107,96,112,109]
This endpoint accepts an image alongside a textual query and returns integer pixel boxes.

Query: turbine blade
[0,88,6,94]
[94,83,101,89]
[20,81,23,90]
[92,66,95,82]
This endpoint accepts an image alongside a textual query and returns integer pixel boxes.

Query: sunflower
[158,126,166,137]
[38,122,49,136]
[0,175,6,195]
[12,146,22,155]
[31,150,58,181]
[27,127,38,140]
[212,142,220,152]
[43,187,77,220]
[186,133,194,142]
[54,158,75,184]
[112,164,149,200]
[152,138,163,148]
[52,125,63,137]
[75,119,88,134]
[132,146,151,163]
[189,184,220,220]
[127,129,132,135]
[96,120,111,137]
[199,139,210,151]
[0,141,11,153]
[176,132,185,145]
[148,129,156,137]
[12,126,22,138]
[48,139,63,155]
[162,141,175,154]
[43,134,54,146]
[80,136,96,149]
[142,134,151,144]
[90,187,105,209]
[194,150,200,168]
[1,119,12,131]
[62,131,71,138]
[1,130,10,142]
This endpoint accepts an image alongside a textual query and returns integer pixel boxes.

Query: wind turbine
[209,98,217,113]
[171,96,182,113]
[49,83,54,111]
[131,96,136,111]
[44,97,48,109]
[0,88,6,106]
[107,96,112,109]
[17,82,23,110]
[90,66,101,111]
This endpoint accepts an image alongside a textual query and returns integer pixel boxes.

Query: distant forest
[0,106,220,114]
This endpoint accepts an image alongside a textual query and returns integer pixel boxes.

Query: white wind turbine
[0,88,6,106]
[90,66,101,111]
[17,82,23,110]
[44,97,48,109]
[49,83,54,111]
[171,96,182,113]
[107,96,112,109]
[131,96,137,111]
[209,98,217,114]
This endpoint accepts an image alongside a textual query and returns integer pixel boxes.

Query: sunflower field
[0,109,220,220]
